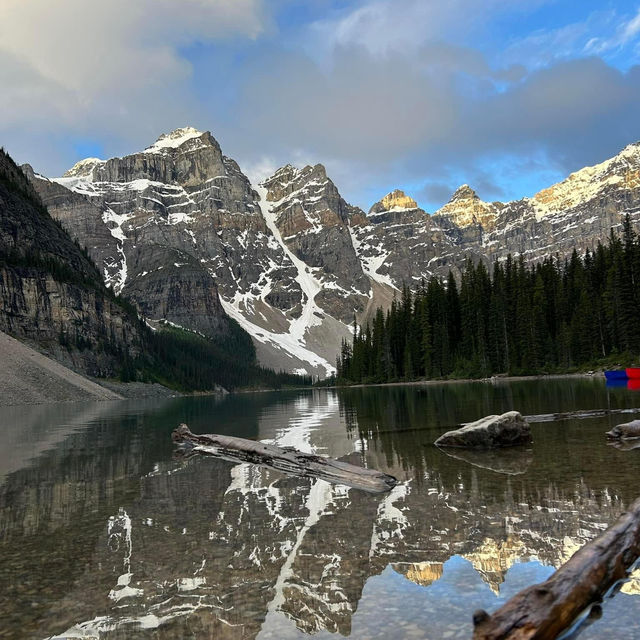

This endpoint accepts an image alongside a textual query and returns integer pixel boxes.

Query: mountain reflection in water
[2,379,640,639]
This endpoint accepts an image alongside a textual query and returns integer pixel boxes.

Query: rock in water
[606,419,640,440]
[434,411,531,449]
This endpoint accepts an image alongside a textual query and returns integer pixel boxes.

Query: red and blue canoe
[626,368,640,380]
[605,369,628,381]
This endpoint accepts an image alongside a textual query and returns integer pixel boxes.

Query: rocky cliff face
[350,188,479,287]
[261,163,370,321]
[433,142,640,265]
[28,132,640,377]
[30,130,380,377]
[0,149,143,376]
[33,128,291,341]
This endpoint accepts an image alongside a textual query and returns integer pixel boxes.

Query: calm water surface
[2,379,640,639]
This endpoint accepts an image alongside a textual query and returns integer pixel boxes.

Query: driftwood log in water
[472,496,640,640]
[172,424,397,493]
[525,408,640,423]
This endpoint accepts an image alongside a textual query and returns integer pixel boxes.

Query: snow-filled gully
[220,185,336,376]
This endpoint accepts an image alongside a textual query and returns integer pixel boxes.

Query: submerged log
[437,447,533,476]
[172,424,397,493]
[472,496,640,640]
[526,408,640,423]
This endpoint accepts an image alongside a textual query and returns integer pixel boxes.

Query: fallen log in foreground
[473,496,640,640]
[172,424,397,493]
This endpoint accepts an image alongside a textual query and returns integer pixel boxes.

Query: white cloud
[583,7,640,56]
[308,0,549,58]
[0,0,266,91]
[0,0,267,156]
[621,9,640,43]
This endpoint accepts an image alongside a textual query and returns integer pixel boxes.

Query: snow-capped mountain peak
[63,157,105,179]
[530,141,640,220]
[144,126,207,154]
[448,184,478,202]
[435,184,498,230]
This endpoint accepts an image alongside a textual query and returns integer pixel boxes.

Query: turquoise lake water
[2,378,640,639]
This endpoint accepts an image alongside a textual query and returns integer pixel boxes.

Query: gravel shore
[0,331,123,406]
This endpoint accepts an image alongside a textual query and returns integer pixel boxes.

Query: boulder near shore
[606,419,640,440]
[435,411,531,449]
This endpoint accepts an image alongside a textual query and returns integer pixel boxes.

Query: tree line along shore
[334,215,640,386]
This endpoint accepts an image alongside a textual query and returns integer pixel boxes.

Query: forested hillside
[336,216,640,383]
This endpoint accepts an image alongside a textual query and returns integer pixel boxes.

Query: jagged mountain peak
[261,163,331,204]
[436,184,497,229]
[530,140,640,220]
[63,128,216,179]
[63,157,106,179]
[449,184,479,202]
[56,127,229,188]
[264,162,327,184]
[262,163,299,185]
[618,141,640,157]
[369,189,418,214]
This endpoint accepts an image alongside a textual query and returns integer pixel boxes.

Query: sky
[1,0,640,211]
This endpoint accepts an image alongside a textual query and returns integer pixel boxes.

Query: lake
[2,378,640,639]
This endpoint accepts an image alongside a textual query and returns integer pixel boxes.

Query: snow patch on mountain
[102,207,133,293]
[256,185,324,339]
[349,225,397,290]
[63,157,105,179]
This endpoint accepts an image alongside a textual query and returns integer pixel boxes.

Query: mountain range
[23,127,640,377]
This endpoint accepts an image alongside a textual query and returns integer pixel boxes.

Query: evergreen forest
[336,216,640,384]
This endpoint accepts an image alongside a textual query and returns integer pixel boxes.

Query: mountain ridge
[25,129,640,377]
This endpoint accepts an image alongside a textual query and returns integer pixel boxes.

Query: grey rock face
[22,165,121,286]
[31,129,304,342]
[92,131,227,187]
[262,164,370,322]
[351,192,480,286]
[0,151,142,377]
[434,411,532,448]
